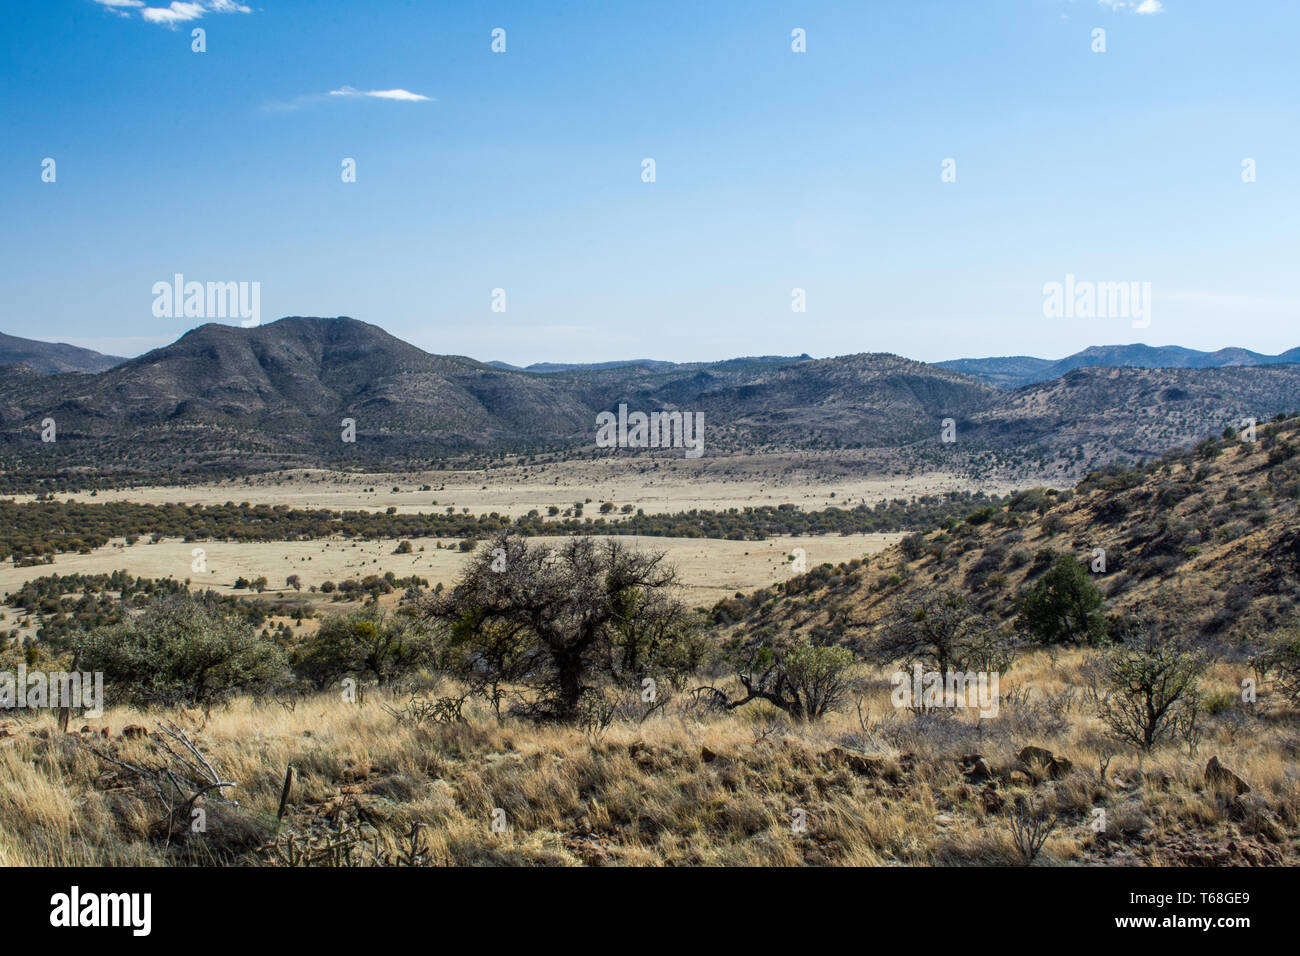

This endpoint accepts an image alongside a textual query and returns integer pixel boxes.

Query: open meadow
[0,530,903,624]
[10,456,1030,516]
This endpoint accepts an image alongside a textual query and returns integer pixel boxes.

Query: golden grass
[1,648,1294,867]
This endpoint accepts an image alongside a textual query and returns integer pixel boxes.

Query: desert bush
[292,607,434,689]
[782,642,855,719]
[1252,632,1300,704]
[719,636,855,722]
[873,589,1019,675]
[900,533,926,561]
[76,595,287,709]
[1008,794,1058,865]
[1084,623,1208,751]
[1040,513,1066,535]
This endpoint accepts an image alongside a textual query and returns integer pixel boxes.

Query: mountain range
[7,328,1293,389]
[1,318,1296,478]
[939,344,1300,389]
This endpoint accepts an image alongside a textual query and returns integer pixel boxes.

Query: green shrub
[76,595,287,709]
[1014,554,1107,646]
[292,607,433,688]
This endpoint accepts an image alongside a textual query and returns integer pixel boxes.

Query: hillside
[714,415,1300,652]
[935,355,1054,389]
[0,317,596,469]
[0,332,125,375]
[963,365,1300,464]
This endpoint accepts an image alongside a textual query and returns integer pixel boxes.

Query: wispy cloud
[329,86,432,103]
[91,0,142,16]
[1098,0,1165,13]
[92,0,251,27]
[263,86,435,113]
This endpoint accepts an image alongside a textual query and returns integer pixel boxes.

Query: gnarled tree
[419,533,702,722]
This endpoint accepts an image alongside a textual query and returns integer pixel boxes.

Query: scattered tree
[1015,554,1107,646]
[419,534,702,721]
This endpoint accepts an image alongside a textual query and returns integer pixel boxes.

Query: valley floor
[0,532,902,623]
[11,456,1036,517]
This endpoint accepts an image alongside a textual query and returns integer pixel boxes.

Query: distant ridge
[486,359,678,373]
[0,332,126,374]
[2,318,1297,476]
[487,355,812,373]
[940,344,1300,388]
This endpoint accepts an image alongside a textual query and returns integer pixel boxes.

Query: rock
[1233,793,1284,842]
[700,746,718,763]
[1205,756,1250,795]
[1009,770,1033,787]
[1156,836,1280,867]
[1047,756,1073,779]
[963,757,994,782]
[1115,769,1143,790]
[934,814,956,827]
[981,786,1004,814]
[122,725,148,739]
[1018,745,1054,767]
[342,761,371,782]
[353,794,398,825]
[1017,745,1071,779]
[822,746,889,777]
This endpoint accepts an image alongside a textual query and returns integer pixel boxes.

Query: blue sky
[2,0,1297,365]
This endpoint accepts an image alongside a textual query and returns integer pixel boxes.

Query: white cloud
[141,3,206,24]
[262,87,435,113]
[94,0,251,27]
[1097,0,1165,12]
[329,86,433,103]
